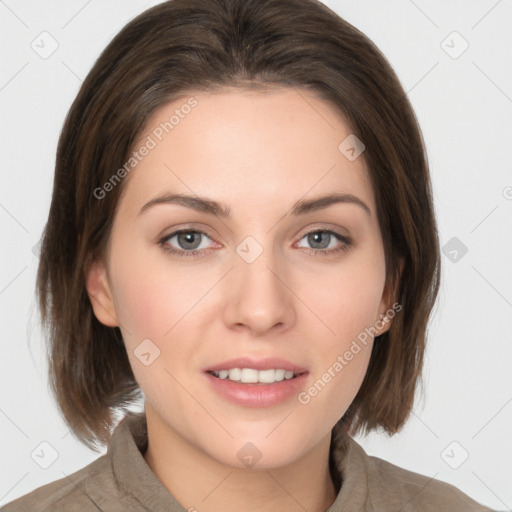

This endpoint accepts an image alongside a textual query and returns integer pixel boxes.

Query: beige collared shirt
[0,413,494,511]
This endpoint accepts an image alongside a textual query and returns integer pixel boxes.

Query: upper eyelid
[162,221,349,237]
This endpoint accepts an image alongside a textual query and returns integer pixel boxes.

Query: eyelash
[158,227,352,258]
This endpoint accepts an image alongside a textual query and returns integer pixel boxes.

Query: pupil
[309,232,329,249]
[179,232,201,249]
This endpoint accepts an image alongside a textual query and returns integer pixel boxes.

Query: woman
[1,0,494,510]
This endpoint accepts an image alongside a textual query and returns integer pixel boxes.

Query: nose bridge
[223,236,295,334]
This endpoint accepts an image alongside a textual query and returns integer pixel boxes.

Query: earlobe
[85,259,119,327]
[375,258,404,336]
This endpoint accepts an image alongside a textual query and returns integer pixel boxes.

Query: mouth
[203,356,308,385]
[206,368,307,385]
[204,367,309,408]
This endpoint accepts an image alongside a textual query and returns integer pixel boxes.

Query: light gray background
[1,0,511,509]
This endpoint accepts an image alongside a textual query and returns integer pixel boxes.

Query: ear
[85,258,119,327]
[374,258,404,337]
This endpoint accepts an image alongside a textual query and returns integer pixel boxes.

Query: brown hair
[36,0,440,451]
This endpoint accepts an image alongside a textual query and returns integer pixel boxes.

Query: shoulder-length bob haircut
[37,0,440,450]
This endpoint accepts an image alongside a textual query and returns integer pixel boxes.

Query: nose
[222,248,296,336]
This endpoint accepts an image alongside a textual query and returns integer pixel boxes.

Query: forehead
[120,87,374,218]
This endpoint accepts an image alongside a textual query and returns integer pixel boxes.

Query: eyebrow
[138,192,371,218]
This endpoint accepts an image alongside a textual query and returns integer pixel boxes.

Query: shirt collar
[110,412,186,510]
[326,421,369,510]
[110,412,369,511]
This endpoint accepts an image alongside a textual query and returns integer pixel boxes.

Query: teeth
[210,368,298,383]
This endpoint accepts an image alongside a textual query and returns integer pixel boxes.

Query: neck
[143,409,338,512]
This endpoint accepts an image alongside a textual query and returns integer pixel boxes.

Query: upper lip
[204,357,308,374]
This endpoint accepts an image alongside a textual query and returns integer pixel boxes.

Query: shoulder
[0,452,126,512]
[331,427,495,512]
[363,448,494,511]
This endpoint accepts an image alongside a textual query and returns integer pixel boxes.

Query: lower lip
[204,372,308,408]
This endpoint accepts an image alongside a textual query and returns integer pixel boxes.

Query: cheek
[304,254,385,338]
[108,257,196,398]
[109,249,214,346]
[108,244,173,342]
[298,249,384,406]
[112,277,167,342]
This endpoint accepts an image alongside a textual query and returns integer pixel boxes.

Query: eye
[158,229,215,258]
[158,227,352,258]
[295,229,352,255]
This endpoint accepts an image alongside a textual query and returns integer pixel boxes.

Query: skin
[86,87,399,512]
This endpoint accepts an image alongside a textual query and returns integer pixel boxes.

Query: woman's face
[87,87,396,468]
